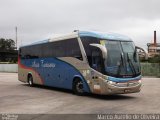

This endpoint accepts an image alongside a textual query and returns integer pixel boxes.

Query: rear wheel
[28,75,34,87]
[73,78,84,96]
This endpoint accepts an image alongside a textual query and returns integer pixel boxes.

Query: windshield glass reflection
[104,40,140,78]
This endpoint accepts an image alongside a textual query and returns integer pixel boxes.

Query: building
[147,31,160,57]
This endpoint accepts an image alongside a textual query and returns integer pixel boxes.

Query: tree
[147,55,160,63]
[0,38,17,63]
[0,38,16,51]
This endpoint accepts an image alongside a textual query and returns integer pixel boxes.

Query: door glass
[91,49,102,73]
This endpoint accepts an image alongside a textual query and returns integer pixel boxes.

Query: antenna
[15,26,17,49]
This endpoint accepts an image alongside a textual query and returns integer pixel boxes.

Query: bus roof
[20,30,132,48]
[79,31,132,41]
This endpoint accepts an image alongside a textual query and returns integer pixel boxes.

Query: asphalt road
[0,73,160,115]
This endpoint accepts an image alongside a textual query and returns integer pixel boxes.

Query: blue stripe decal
[79,31,132,41]
[108,75,142,83]
[20,39,49,48]
[21,57,90,93]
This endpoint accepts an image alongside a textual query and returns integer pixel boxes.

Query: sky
[0,0,160,50]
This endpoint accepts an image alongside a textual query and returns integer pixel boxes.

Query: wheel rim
[76,81,83,93]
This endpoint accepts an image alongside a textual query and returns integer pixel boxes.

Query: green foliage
[0,38,17,63]
[141,63,160,77]
[148,55,160,63]
[140,55,160,63]
[0,38,15,51]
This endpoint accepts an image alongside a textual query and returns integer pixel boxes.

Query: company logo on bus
[32,60,56,68]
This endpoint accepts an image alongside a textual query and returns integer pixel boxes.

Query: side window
[30,45,42,58]
[20,47,29,59]
[19,48,24,59]
[20,38,83,60]
[91,47,104,73]
[64,38,83,60]
[80,36,100,66]
[41,43,54,57]
[20,45,42,59]
[81,37,105,73]
[41,38,83,60]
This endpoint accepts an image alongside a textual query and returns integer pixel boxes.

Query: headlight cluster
[108,81,116,85]
[138,80,142,83]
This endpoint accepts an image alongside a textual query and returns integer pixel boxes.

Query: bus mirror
[135,46,148,60]
[89,43,107,59]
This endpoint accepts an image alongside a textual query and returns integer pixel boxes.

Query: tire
[28,75,34,87]
[73,78,84,96]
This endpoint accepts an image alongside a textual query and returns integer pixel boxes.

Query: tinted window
[20,45,42,59]
[105,41,122,67]
[19,38,82,60]
[80,36,104,73]
[80,36,99,66]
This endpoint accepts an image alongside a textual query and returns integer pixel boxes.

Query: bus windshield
[104,40,141,78]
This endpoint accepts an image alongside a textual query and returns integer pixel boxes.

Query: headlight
[138,80,142,83]
[108,81,116,85]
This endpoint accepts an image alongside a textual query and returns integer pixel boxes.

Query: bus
[18,30,142,95]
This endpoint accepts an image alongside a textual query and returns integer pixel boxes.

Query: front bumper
[91,78,142,95]
[103,81,142,95]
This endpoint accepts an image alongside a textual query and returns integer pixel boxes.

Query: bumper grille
[114,81,139,87]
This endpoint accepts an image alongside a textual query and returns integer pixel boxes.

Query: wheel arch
[72,75,91,93]
[27,72,33,82]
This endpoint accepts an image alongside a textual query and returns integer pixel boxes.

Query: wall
[141,63,160,77]
[0,64,18,72]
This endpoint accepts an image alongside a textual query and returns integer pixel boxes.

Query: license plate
[124,89,130,92]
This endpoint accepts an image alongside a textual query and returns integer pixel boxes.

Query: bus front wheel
[28,75,34,87]
[73,78,84,96]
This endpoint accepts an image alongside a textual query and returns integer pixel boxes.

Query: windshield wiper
[133,47,138,62]
[127,53,136,75]
[117,53,124,76]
